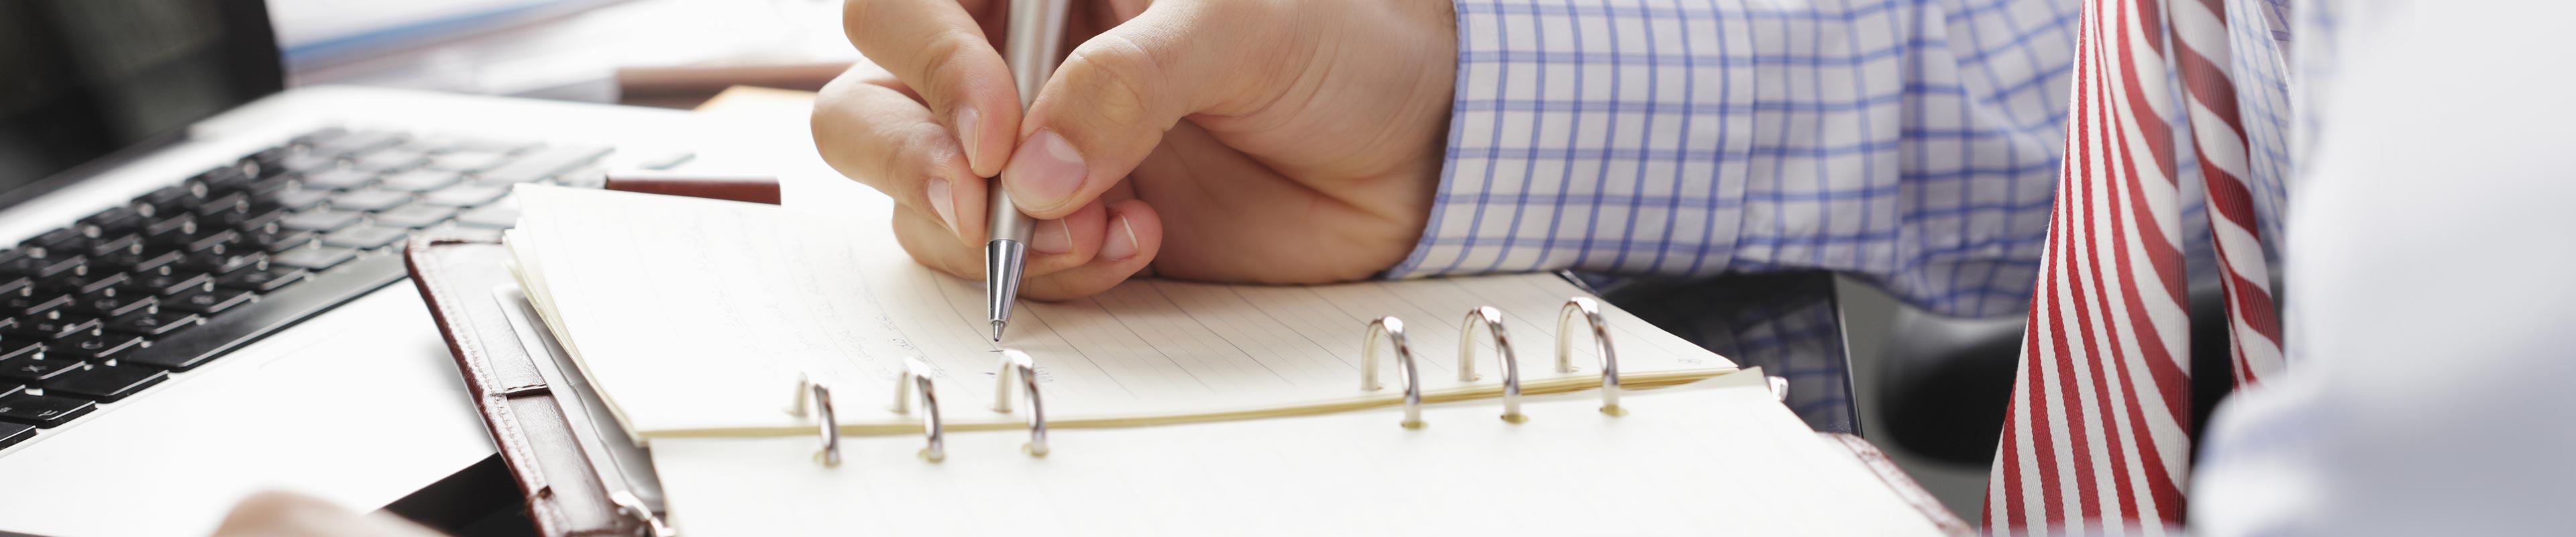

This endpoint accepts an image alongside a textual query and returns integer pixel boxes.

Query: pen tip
[990,320,1007,342]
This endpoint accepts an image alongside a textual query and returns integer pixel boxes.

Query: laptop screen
[0,0,284,205]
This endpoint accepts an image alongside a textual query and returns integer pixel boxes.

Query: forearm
[1391,0,2079,318]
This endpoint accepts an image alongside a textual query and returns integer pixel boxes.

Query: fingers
[1000,1,1281,218]
[892,200,1163,301]
[1020,199,1162,299]
[893,199,1113,281]
[813,68,989,246]
[843,0,1021,176]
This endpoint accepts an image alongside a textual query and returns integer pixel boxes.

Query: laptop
[0,1,733,534]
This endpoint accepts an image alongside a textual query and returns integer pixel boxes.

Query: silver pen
[987,0,1071,341]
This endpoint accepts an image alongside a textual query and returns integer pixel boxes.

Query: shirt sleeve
[1387,0,2082,318]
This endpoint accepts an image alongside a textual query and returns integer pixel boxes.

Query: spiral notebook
[503,186,1737,441]
[649,373,1949,536]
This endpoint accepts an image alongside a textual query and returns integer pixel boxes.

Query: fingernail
[1028,219,1073,254]
[1100,215,1139,261]
[954,107,983,170]
[925,178,960,236]
[1002,130,1085,210]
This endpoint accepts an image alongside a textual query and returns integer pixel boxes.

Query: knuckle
[916,30,985,84]
[1061,34,1164,130]
[887,121,963,180]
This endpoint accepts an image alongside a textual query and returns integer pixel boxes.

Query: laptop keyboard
[0,128,678,451]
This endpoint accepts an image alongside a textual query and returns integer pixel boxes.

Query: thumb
[998,1,1277,218]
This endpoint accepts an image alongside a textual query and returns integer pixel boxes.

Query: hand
[210,491,446,537]
[814,0,1456,299]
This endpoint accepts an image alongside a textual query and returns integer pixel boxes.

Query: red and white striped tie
[1983,0,2284,532]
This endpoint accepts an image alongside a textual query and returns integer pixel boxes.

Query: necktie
[1982,0,2285,531]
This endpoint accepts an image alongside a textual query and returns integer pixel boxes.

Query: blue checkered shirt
[1391,0,2296,319]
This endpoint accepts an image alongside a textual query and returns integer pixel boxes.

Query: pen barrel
[987,0,1065,246]
[1005,0,1073,109]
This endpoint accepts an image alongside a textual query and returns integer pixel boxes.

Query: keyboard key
[0,422,33,450]
[0,353,85,382]
[44,364,167,403]
[192,192,252,217]
[164,287,254,315]
[0,276,27,296]
[277,152,339,173]
[349,149,427,173]
[84,234,142,258]
[379,169,460,192]
[475,144,610,185]
[0,255,83,279]
[262,187,332,211]
[270,246,356,271]
[180,230,241,254]
[132,185,203,215]
[210,206,289,230]
[280,209,364,232]
[419,184,509,207]
[3,294,71,318]
[40,271,125,295]
[127,272,214,296]
[196,164,257,191]
[106,308,202,336]
[21,228,84,252]
[394,136,468,154]
[143,214,197,240]
[291,127,349,147]
[455,206,519,229]
[322,225,408,250]
[427,151,511,173]
[329,188,412,211]
[67,290,154,318]
[79,207,148,234]
[247,230,315,252]
[178,251,266,275]
[94,248,182,275]
[246,175,299,197]
[372,204,458,229]
[427,226,504,242]
[300,168,377,190]
[309,130,402,158]
[0,393,95,428]
[0,342,37,361]
[47,331,143,360]
[7,316,100,340]
[217,266,306,293]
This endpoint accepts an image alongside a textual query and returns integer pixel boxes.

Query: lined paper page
[511,187,1733,438]
[648,375,1944,536]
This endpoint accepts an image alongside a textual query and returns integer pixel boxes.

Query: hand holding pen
[810,0,1460,304]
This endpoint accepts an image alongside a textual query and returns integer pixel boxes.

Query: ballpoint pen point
[991,320,1008,342]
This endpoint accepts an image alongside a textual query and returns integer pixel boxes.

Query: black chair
[1872,278,2245,465]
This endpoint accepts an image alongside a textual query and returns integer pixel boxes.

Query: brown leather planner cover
[405,236,641,537]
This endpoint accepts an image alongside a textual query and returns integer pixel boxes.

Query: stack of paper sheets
[504,186,1738,440]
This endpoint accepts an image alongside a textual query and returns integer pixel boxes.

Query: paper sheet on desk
[647,374,1943,536]
[506,186,1734,440]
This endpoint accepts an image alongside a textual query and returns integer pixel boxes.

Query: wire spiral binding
[1455,306,1524,423]
[991,350,1049,456]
